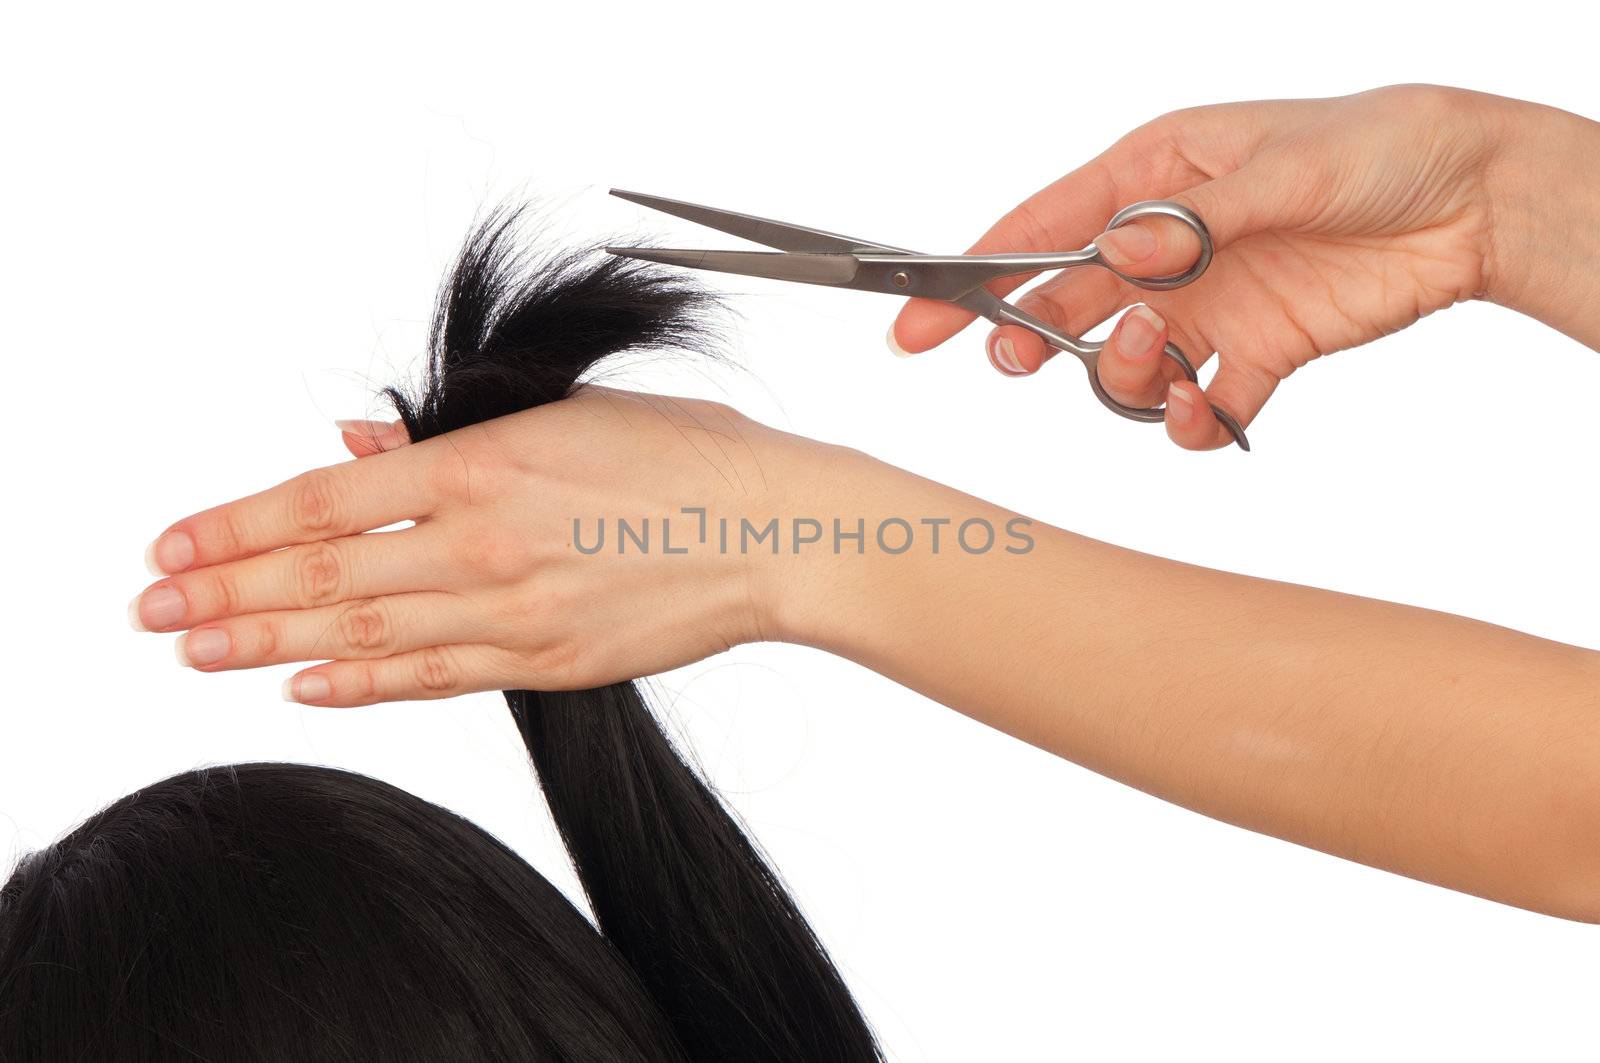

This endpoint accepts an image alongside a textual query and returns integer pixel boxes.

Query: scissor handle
[1088,200,1247,447]
[1079,339,1250,450]
[1083,338,1198,422]
[1092,200,1214,292]
[986,296,1251,451]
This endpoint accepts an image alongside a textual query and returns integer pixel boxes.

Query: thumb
[335,418,410,458]
[1093,165,1282,279]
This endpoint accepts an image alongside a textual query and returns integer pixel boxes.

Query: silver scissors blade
[607,243,1014,301]
[604,246,863,287]
[607,243,1075,301]
[610,189,909,255]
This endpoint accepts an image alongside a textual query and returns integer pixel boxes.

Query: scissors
[605,189,1249,451]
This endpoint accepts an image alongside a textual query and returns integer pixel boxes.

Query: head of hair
[0,763,686,1060]
[0,207,880,1062]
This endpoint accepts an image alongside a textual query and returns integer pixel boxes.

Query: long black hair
[0,208,880,1061]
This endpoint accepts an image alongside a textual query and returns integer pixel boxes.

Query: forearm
[1485,94,1600,348]
[773,446,1600,920]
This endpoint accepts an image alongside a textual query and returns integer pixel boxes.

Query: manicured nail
[991,335,1025,375]
[1118,306,1163,362]
[145,531,195,575]
[130,586,185,631]
[886,324,914,358]
[176,628,230,667]
[1095,222,1158,267]
[335,418,407,451]
[283,673,332,703]
[1166,383,1196,427]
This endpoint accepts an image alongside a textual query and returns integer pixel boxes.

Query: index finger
[889,160,1124,354]
[145,443,442,575]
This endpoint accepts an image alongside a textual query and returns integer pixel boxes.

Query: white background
[3,3,1597,1059]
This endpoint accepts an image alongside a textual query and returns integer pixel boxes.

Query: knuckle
[1012,293,1066,330]
[413,646,458,693]
[699,399,745,429]
[1103,352,1148,388]
[1155,103,1215,136]
[519,583,566,627]
[290,471,342,534]
[523,637,584,689]
[205,568,243,618]
[293,543,345,606]
[207,511,246,561]
[1238,359,1279,396]
[424,449,471,504]
[350,663,379,703]
[1143,109,1186,141]
[1376,83,1458,115]
[456,526,535,582]
[1103,372,1160,409]
[1125,110,1189,157]
[426,441,514,507]
[337,599,392,653]
[251,616,282,661]
[1007,201,1054,253]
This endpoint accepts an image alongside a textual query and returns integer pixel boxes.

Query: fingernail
[1118,306,1163,362]
[1095,223,1158,267]
[886,324,914,358]
[991,336,1025,375]
[283,673,332,703]
[145,531,195,575]
[1166,383,1196,427]
[335,419,406,450]
[176,628,230,667]
[131,586,185,630]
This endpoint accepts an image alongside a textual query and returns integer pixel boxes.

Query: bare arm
[772,445,1600,922]
[817,89,1600,919]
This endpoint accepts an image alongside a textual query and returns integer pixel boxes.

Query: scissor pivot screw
[891,271,911,289]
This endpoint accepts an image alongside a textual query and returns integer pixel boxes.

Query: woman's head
[0,762,685,1061]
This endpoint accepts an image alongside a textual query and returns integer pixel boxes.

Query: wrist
[746,436,883,648]
[1480,94,1600,344]
[749,440,1043,668]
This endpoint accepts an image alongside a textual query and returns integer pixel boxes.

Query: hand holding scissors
[608,191,1250,450]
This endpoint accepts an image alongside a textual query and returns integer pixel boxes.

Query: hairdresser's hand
[891,84,1592,450]
[130,389,827,706]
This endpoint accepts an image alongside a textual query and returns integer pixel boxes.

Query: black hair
[0,208,880,1061]
[0,764,687,1060]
